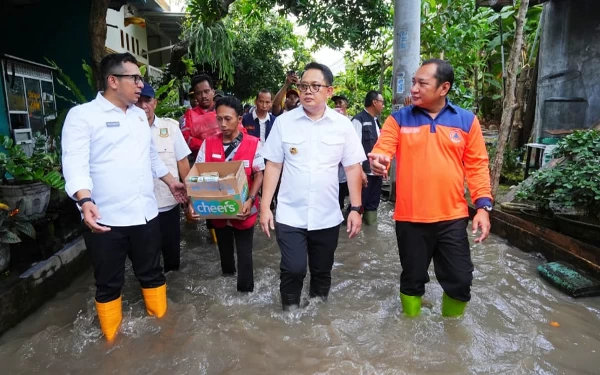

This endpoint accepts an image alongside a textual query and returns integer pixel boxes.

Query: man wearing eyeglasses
[351,90,385,225]
[260,62,366,311]
[61,52,188,342]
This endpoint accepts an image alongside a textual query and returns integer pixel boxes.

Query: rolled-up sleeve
[61,106,93,199]
[262,119,284,163]
[150,135,169,178]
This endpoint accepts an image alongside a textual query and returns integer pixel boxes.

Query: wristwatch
[247,195,256,203]
[77,197,95,209]
[349,206,364,215]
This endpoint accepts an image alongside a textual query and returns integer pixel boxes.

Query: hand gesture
[82,203,111,233]
[168,181,188,204]
[260,207,275,238]
[472,210,491,243]
[368,153,391,178]
[346,211,362,238]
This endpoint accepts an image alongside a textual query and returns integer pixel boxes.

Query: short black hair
[100,52,138,90]
[364,90,382,107]
[216,96,243,116]
[422,58,454,90]
[256,89,272,100]
[191,74,214,90]
[302,62,334,86]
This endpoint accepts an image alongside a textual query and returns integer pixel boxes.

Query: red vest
[204,133,260,229]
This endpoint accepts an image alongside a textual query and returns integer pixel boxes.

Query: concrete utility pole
[388,0,421,201]
[392,0,421,112]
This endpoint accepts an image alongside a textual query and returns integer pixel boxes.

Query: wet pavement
[1,201,599,374]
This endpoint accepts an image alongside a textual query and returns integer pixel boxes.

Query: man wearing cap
[332,95,350,117]
[272,71,300,116]
[136,83,191,272]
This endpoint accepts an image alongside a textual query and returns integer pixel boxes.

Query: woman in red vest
[188,96,264,293]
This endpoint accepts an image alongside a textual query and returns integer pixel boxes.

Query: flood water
[1,201,599,374]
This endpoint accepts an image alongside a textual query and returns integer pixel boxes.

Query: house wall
[0,0,94,119]
[534,0,600,141]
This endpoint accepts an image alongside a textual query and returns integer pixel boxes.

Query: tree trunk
[379,53,385,94]
[490,0,530,198]
[509,65,531,149]
[89,0,110,91]
[519,46,540,147]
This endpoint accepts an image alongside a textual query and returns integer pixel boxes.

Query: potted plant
[0,201,36,273]
[0,134,65,220]
[517,130,600,244]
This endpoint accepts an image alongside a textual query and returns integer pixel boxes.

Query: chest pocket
[283,134,306,159]
[362,122,377,141]
[155,129,175,155]
[319,135,345,164]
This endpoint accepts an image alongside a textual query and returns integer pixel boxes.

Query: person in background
[61,52,187,342]
[272,71,300,116]
[242,89,276,145]
[181,74,219,160]
[136,83,191,273]
[332,95,350,117]
[368,59,492,318]
[188,96,264,293]
[215,89,225,101]
[260,62,366,311]
[352,90,385,225]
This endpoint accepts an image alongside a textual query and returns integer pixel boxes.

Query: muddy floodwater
[1,202,599,374]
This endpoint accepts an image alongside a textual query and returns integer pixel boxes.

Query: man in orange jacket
[369,59,492,318]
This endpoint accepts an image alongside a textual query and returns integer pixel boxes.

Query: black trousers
[275,223,340,304]
[214,225,254,292]
[362,175,383,211]
[158,205,181,272]
[395,218,473,302]
[84,217,166,303]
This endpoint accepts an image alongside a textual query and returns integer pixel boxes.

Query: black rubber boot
[309,287,329,302]
[281,293,301,311]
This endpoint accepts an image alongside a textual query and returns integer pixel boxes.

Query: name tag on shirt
[243,160,250,168]
[212,154,223,159]
[363,122,373,126]
[106,122,120,127]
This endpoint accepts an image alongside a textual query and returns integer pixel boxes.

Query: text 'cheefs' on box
[185,161,249,219]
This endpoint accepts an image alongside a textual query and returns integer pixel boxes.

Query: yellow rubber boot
[142,284,167,318]
[210,228,218,244]
[95,296,122,342]
[441,292,468,318]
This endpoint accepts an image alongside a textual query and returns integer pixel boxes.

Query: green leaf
[0,230,21,244]
[12,221,36,239]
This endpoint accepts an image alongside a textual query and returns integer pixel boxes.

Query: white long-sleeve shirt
[61,93,169,226]
[262,106,366,230]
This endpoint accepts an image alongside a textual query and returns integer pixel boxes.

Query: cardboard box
[185,161,249,219]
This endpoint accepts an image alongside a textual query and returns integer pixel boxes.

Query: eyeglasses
[374,99,386,105]
[111,74,144,84]
[297,83,330,93]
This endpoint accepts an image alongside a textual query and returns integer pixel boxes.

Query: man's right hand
[186,203,200,221]
[259,208,275,238]
[368,153,391,178]
[285,72,298,86]
[82,203,111,233]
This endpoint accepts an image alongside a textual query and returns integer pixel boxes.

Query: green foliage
[0,134,65,191]
[221,3,312,101]
[0,201,36,244]
[486,143,524,185]
[517,130,600,215]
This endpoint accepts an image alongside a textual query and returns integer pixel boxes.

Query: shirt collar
[411,98,457,115]
[95,92,136,113]
[292,105,337,122]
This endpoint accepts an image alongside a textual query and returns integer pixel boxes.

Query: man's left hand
[472,209,491,243]
[347,211,362,238]
[168,181,188,204]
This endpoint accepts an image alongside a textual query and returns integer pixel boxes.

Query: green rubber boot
[441,293,468,318]
[400,293,421,317]
[363,210,378,226]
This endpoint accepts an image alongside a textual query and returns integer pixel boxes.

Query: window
[120,30,124,48]
[2,57,56,142]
